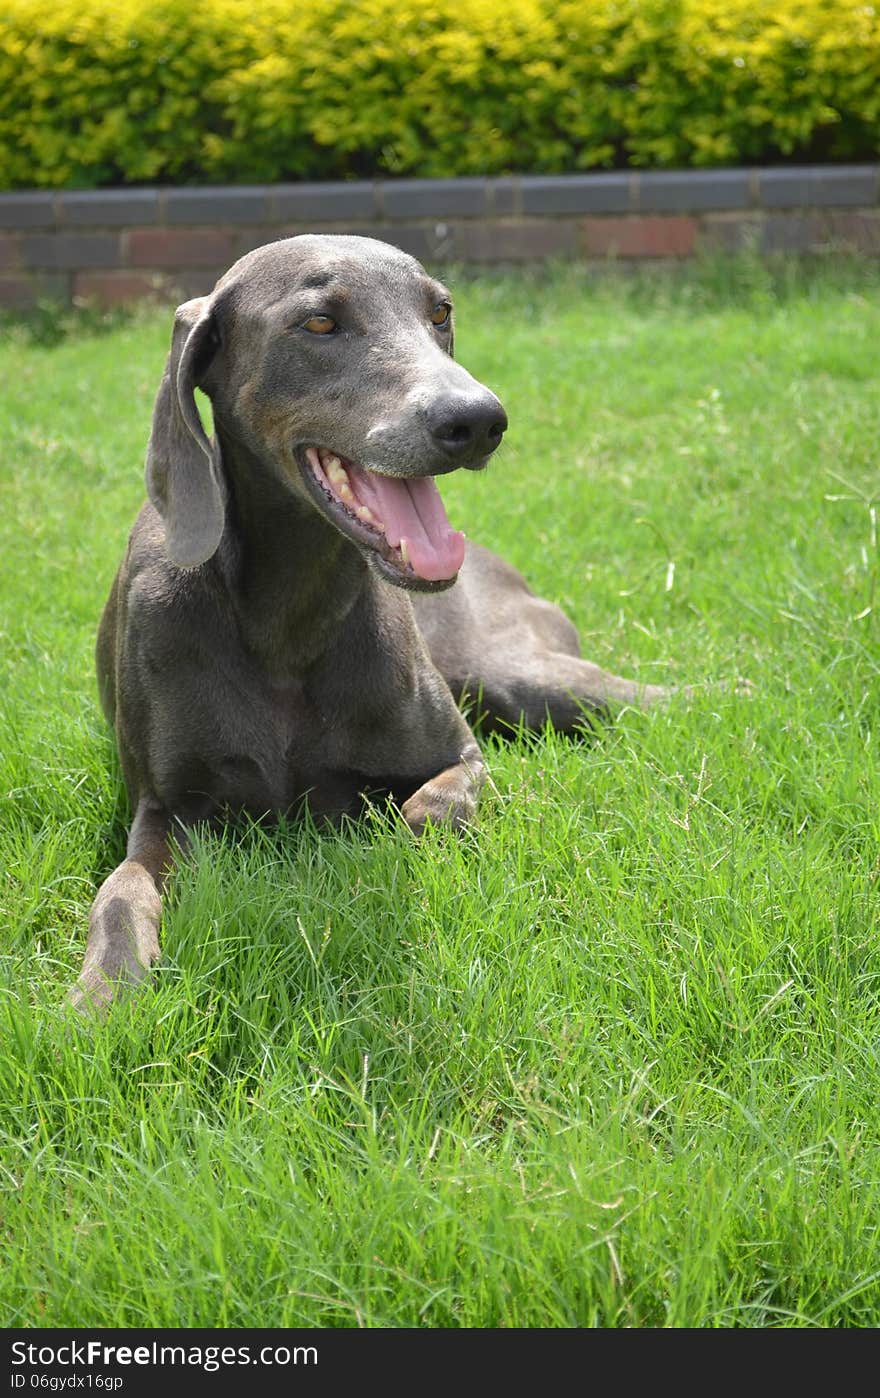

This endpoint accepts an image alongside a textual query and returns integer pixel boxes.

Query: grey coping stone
[637,169,752,211]
[58,189,160,225]
[0,192,57,228]
[380,178,489,218]
[759,165,880,208]
[521,173,633,214]
[165,186,273,224]
[272,182,377,222]
[488,178,519,215]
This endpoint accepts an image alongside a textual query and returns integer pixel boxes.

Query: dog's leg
[479,653,672,735]
[400,743,486,835]
[545,654,671,724]
[68,797,179,1015]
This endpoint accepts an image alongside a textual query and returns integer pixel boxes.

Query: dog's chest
[145,625,450,823]
[184,672,387,820]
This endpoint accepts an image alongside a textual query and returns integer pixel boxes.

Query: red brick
[451,219,577,261]
[822,211,880,254]
[233,228,287,259]
[580,215,698,258]
[73,270,174,307]
[0,274,68,309]
[0,233,19,269]
[699,214,763,253]
[125,228,237,269]
[22,231,121,269]
[171,270,228,299]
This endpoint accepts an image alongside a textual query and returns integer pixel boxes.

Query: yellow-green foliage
[2,0,879,188]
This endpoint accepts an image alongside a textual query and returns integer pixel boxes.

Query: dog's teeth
[399,537,409,565]
[356,504,377,525]
[325,457,348,488]
[338,481,355,504]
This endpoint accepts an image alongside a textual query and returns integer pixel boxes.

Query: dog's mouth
[300,446,465,589]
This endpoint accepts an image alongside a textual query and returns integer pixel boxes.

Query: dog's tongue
[356,470,465,582]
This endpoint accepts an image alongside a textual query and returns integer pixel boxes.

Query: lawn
[1,255,879,1328]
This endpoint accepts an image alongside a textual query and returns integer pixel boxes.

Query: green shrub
[1,0,878,188]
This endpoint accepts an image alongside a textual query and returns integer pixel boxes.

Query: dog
[69,234,668,1012]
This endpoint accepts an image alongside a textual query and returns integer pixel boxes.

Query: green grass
[2,256,880,1328]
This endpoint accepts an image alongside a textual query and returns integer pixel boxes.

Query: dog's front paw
[67,859,162,1017]
[401,759,483,835]
[67,959,154,1017]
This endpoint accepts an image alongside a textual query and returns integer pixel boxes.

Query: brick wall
[1,166,879,310]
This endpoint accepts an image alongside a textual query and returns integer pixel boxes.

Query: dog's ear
[145,297,225,569]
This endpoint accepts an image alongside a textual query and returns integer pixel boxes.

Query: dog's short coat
[70,235,668,1012]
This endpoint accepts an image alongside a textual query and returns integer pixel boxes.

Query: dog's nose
[426,391,508,458]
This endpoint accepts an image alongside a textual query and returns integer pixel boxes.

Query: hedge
[1,0,879,189]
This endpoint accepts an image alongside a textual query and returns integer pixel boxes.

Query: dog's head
[145,235,507,592]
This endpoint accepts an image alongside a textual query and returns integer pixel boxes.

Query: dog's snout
[426,392,507,458]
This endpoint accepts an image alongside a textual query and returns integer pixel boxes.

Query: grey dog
[70,234,667,1012]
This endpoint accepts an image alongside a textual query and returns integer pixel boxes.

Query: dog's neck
[214,428,371,674]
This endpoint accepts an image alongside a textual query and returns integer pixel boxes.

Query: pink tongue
[351,467,465,582]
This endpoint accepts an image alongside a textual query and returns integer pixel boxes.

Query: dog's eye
[430,302,452,328]
[303,314,337,335]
